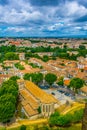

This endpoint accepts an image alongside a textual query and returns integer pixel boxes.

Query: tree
[0,79,18,123]
[79,45,86,50]
[78,49,87,57]
[21,125,26,130]
[4,52,19,60]
[25,52,33,59]
[56,114,72,126]
[10,76,20,81]
[49,111,72,127]
[72,109,83,123]
[45,73,57,85]
[0,94,16,122]
[82,102,87,130]
[24,73,43,85]
[49,111,60,126]
[57,77,64,86]
[15,62,25,70]
[69,77,84,93]
[63,44,67,49]
[37,106,41,113]
[1,79,18,92]
[42,55,49,62]
[0,84,18,98]
[49,109,83,127]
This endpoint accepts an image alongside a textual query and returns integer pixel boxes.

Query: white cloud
[0,0,87,36]
[83,25,87,30]
[61,1,87,18]
[5,27,29,32]
[47,23,64,31]
[0,0,87,25]
[74,26,82,30]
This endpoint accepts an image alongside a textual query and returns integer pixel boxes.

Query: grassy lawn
[0,127,6,130]
[18,118,48,125]
[7,126,21,130]
[62,102,85,115]
[56,102,85,115]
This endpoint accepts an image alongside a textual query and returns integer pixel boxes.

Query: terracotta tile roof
[20,89,39,109]
[76,72,86,79]
[22,103,38,116]
[0,74,11,78]
[80,86,87,93]
[84,67,87,71]
[9,41,21,46]
[25,81,58,104]
[19,61,40,73]
[64,79,70,86]
[4,60,19,63]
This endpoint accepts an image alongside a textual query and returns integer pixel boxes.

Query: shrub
[49,109,84,127]
[20,125,26,130]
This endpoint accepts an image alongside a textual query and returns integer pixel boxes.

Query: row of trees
[25,52,51,62]
[25,48,87,62]
[0,44,86,62]
[0,78,18,123]
[24,73,57,85]
[24,73,43,85]
[23,72,85,93]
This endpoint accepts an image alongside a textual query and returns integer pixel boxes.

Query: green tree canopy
[45,73,57,85]
[24,73,43,84]
[57,77,64,86]
[42,55,50,62]
[0,94,16,122]
[69,77,84,93]
[4,52,19,60]
[10,76,20,81]
[79,45,86,50]
[0,79,18,123]
[15,62,25,70]
[49,109,83,127]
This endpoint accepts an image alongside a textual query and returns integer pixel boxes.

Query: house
[64,78,70,86]
[67,51,78,56]
[0,74,11,82]
[19,53,25,61]
[80,86,87,96]
[77,56,85,63]
[84,66,87,72]
[4,60,19,67]
[18,79,58,119]
[78,64,84,69]
[36,52,53,57]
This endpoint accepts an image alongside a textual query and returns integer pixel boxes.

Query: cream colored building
[19,53,25,60]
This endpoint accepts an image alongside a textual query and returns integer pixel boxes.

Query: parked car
[39,85,50,89]
[51,92,55,95]
[58,90,65,93]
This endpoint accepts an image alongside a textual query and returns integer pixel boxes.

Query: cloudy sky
[0,0,87,37]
